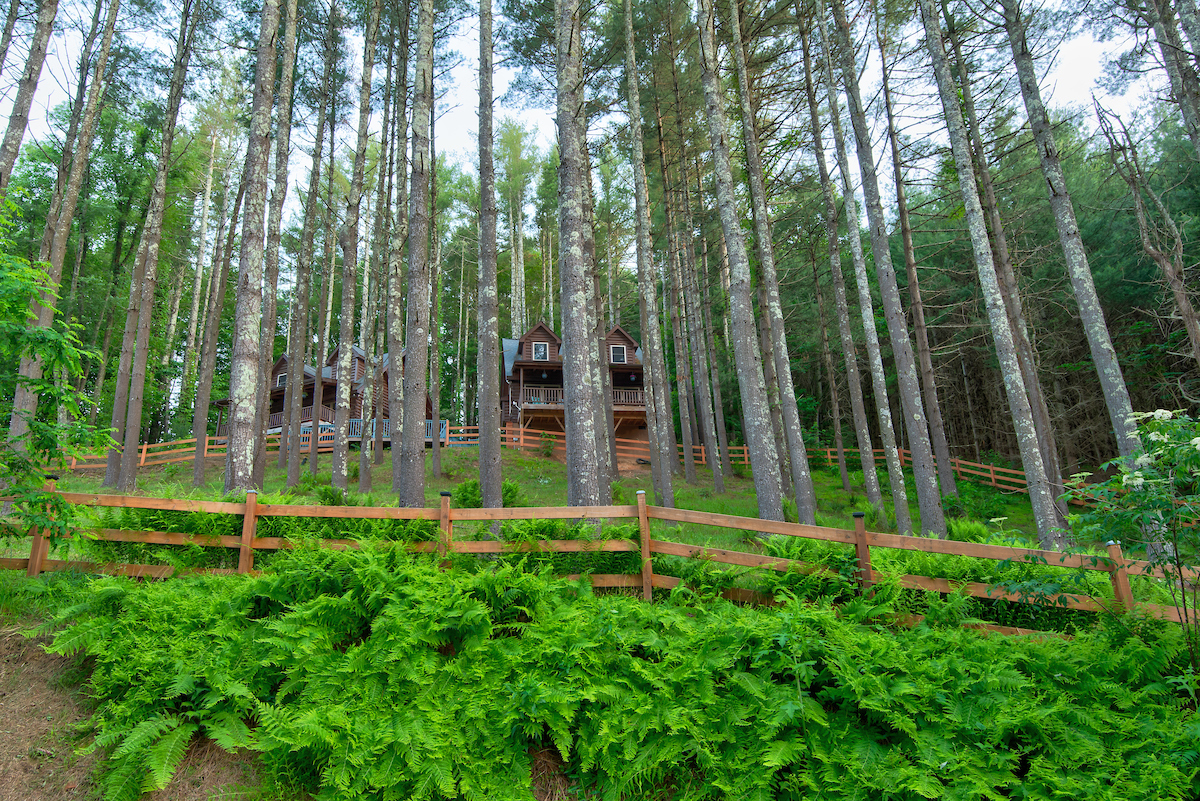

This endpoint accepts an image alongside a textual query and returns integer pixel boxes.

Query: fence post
[238,490,258,575]
[1106,540,1135,611]
[853,512,872,594]
[25,525,47,577]
[140,441,149,466]
[25,478,56,578]
[637,490,653,602]
[988,464,997,488]
[439,491,452,558]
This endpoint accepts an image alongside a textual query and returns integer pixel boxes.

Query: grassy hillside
[54,446,1041,548]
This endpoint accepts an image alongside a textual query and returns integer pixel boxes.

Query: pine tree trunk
[1002,0,1141,459]
[876,13,957,497]
[38,0,102,269]
[287,20,335,485]
[399,0,434,506]
[388,0,410,492]
[623,0,674,507]
[430,141,443,481]
[1176,0,1200,66]
[512,199,527,337]
[664,180,697,484]
[557,0,605,506]
[728,0,815,522]
[0,0,22,77]
[309,139,338,476]
[942,1,1064,523]
[828,0,944,536]
[179,136,217,421]
[699,234,732,480]
[918,0,1064,547]
[695,0,783,522]
[477,0,502,512]
[8,0,116,443]
[192,178,244,487]
[813,256,851,493]
[224,0,278,493]
[358,265,379,492]
[811,14,892,518]
[119,0,200,492]
[0,0,57,194]
[259,0,299,479]
[684,229,723,493]
[586,166,616,499]
[1147,0,1200,159]
[368,33,395,469]
[330,0,380,490]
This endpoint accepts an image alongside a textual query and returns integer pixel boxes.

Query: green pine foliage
[39,546,1200,800]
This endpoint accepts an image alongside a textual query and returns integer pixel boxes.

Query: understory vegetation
[4,545,1196,801]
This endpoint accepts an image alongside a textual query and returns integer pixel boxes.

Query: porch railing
[520,387,645,407]
[264,405,336,431]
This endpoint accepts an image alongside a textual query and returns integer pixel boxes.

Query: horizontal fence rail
[5,491,1192,632]
[64,429,1040,498]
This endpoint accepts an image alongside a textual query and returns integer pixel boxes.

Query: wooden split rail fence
[5,490,1193,629]
[68,428,1035,497]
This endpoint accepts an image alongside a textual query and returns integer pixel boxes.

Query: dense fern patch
[37,546,1200,800]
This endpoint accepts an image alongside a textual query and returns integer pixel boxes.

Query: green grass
[55,446,1040,541]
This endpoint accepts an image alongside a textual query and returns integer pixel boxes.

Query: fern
[35,543,1200,801]
[142,722,197,791]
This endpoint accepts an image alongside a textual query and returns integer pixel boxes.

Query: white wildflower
[1134,454,1153,468]
[1192,436,1200,452]
[1153,409,1173,421]
[1149,432,1167,442]
[1122,471,1145,491]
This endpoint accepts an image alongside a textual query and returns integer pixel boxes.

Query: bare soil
[0,623,98,801]
[0,622,263,801]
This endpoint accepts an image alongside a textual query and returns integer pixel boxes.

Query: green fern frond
[143,722,197,791]
[102,756,145,801]
[111,715,177,760]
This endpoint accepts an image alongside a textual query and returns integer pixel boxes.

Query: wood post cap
[852,512,865,518]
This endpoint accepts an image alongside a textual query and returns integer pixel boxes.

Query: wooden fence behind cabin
[6,491,1193,632]
[66,427,1034,497]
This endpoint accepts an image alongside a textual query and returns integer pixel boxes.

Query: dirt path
[0,623,263,801]
[0,624,97,801]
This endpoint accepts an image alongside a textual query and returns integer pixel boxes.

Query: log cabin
[213,346,436,443]
[501,322,649,442]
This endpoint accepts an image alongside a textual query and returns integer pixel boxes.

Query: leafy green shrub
[41,548,1200,801]
[538,431,556,457]
[451,478,524,508]
[1066,409,1200,669]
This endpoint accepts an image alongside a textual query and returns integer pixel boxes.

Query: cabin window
[610,345,626,364]
[533,342,549,361]
[277,373,287,388]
